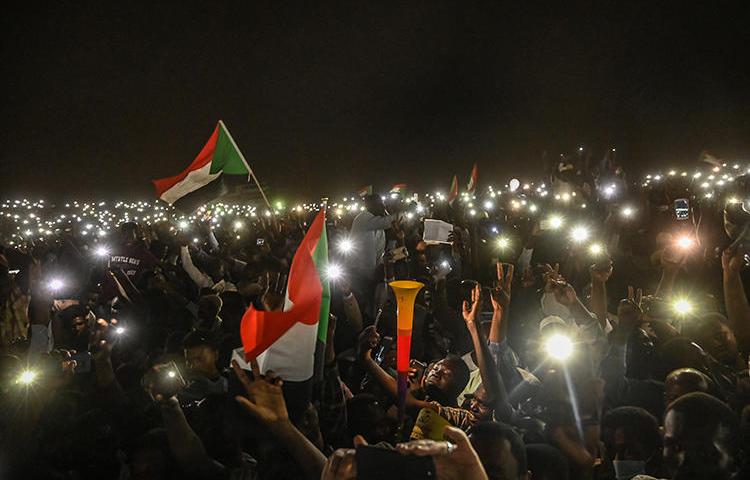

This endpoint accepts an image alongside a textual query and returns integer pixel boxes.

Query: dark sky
[3,1,750,201]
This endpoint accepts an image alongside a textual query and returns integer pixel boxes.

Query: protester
[2,154,750,479]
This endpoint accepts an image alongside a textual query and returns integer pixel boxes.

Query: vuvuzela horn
[389,280,424,420]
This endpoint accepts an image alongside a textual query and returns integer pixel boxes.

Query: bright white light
[234,221,244,230]
[17,370,37,385]
[548,215,564,230]
[728,197,740,204]
[326,263,343,281]
[509,178,520,192]
[440,260,450,269]
[676,236,694,250]
[483,200,494,210]
[48,278,64,291]
[529,204,538,212]
[167,371,177,378]
[603,185,616,197]
[178,221,189,229]
[570,225,590,243]
[497,237,510,249]
[94,246,109,257]
[673,298,693,316]
[337,238,354,254]
[621,206,634,218]
[589,243,603,256]
[545,334,574,361]
[115,327,125,335]
[469,209,476,216]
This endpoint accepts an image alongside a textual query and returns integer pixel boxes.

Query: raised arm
[589,259,613,330]
[179,245,213,289]
[231,360,326,480]
[463,284,511,422]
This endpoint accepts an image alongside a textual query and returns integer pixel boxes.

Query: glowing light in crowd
[484,200,494,210]
[545,334,574,361]
[440,260,450,269]
[676,236,694,249]
[589,243,604,256]
[94,246,109,257]
[570,225,590,243]
[325,263,343,281]
[48,278,64,291]
[167,371,177,378]
[548,215,564,230]
[17,370,38,385]
[672,298,693,316]
[727,197,740,204]
[337,238,354,254]
[497,237,510,249]
[115,327,125,335]
[234,221,244,229]
[621,206,634,218]
[603,184,616,197]
[529,204,538,212]
[509,178,520,192]
[178,221,189,229]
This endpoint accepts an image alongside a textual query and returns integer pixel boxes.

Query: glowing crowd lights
[17,370,38,385]
[325,263,343,281]
[589,243,604,256]
[337,238,354,254]
[94,246,110,257]
[497,237,511,249]
[676,236,694,250]
[569,225,590,243]
[672,298,694,316]
[544,334,574,361]
[48,278,64,291]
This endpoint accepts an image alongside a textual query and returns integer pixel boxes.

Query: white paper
[423,219,453,244]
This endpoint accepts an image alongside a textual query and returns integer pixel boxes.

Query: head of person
[601,406,661,478]
[654,337,708,381]
[197,295,223,330]
[62,304,89,337]
[664,368,711,406]
[423,354,470,406]
[663,392,740,479]
[363,194,386,216]
[680,313,739,366]
[182,329,220,379]
[524,444,569,480]
[465,383,495,421]
[119,221,140,245]
[469,421,529,480]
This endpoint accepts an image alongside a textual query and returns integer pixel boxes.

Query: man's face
[71,316,87,336]
[184,345,218,378]
[468,384,494,420]
[701,321,739,363]
[470,437,520,480]
[424,359,456,397]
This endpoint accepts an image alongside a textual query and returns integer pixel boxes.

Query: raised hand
[722,247,744,277]
[462,284,481,325]
[232,359,289,426]
[490,262,514,312]
[590,258,613,283]
[357,325,380,360]
[396,426,488,480]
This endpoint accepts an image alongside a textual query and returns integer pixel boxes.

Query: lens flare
[673,298,693,315]
[545,334,574,361]
[17,370,37,385]
[570,225,590,243]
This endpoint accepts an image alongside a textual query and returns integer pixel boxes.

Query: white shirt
[349,211,397,273]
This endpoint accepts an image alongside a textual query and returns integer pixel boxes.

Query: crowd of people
[1,150,750,479]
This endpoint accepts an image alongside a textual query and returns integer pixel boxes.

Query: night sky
[3,1,750,201]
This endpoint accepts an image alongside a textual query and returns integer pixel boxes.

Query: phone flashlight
[544,334,574,361]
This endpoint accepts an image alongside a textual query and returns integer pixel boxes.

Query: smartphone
[256,238,265,246]
[674,198,690,220]
[375,336,394,365]
[142,361,187,401]
[355,445,435,480]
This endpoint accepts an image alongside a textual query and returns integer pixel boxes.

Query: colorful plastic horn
[389,280,424,419]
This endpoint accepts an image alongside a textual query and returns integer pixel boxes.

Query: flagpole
[218,120,273,210]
